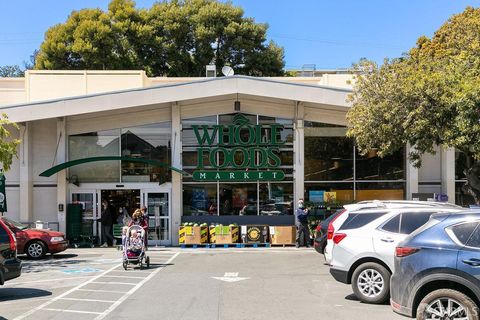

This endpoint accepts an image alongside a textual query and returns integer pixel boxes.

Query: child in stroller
[122,225,150,270]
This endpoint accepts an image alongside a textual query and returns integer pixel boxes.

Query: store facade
[0,70,458,245]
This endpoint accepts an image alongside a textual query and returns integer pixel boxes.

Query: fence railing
[20,221,60,231]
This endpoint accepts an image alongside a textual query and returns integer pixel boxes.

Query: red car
[1,217,68,259]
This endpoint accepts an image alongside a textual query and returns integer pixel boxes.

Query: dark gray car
[391,210,480,319]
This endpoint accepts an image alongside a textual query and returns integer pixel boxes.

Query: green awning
[39,156,188,177]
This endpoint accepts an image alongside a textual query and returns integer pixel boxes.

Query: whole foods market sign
[192,114,285,181]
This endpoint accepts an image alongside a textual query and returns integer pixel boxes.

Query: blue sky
[0,0,478,70]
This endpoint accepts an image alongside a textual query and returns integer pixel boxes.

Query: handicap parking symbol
[62,267,102,274]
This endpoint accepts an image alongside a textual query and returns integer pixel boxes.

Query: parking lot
[1,247,403,320]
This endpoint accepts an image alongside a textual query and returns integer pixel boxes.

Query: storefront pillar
[294,102,305,220]
[171,102,182,246]
[19,123,33,222]
[406,144,418,199]
[56,118,67,233]
[441,147,455,203]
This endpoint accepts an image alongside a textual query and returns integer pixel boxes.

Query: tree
[0,65,24,77]
[35,0,285,77]
[0,114,20,172]
[346,7,480,203]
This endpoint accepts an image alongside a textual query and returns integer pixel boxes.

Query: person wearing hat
[295,200,311,248]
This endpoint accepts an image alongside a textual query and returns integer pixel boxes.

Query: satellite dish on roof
[221,66,234,76]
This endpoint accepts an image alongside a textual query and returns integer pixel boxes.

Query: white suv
[323,200,462,264]
[329,205,464,304]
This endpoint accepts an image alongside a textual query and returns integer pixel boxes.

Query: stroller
[122,225,150,270]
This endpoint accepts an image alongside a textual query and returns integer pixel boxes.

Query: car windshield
[2,217,28,230]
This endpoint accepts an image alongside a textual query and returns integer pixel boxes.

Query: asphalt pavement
[1,247,404,320]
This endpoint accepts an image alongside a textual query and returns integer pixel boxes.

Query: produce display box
[209,225,239,244]
[241,225,269,244]
[269,226,296,245]
[179,224,209,244]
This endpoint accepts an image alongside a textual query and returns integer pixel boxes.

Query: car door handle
[462,258,480,267]
[380,238,394,243]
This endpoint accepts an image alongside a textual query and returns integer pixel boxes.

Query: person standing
[295,200,311,248]
[130,209,148,248]
[99,201,114,247]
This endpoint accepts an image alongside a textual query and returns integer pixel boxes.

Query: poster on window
[192,188,208,210]
[324,192,337,202]
[309,190,324,203]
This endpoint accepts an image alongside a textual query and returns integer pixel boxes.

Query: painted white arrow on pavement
[212,272,249,282]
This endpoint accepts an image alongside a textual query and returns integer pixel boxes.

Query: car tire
[26,241,47,259]
[351,262,390,304]
[416,289,479,320]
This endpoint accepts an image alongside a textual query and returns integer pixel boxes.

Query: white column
[56,118,67,233]
[441,147,455,203]
[294,102,305,216]
[406,144,419,200]
[171,102,182,246]
[19,123,33,222]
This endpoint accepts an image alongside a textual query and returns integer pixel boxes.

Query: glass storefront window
[219,183,258,215]
[259,183,294,215]
[69,129,121,182]
[355,148,405,180]
[183,184,218,216]
[455,150,469,180]
[455,181,475,207]
[355,182,405,201]
[304,136,354,181]
[121,122,171,183]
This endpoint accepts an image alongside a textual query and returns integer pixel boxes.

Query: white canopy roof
[0,75,351,123]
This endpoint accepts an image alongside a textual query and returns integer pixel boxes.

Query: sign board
[192,114,286,182]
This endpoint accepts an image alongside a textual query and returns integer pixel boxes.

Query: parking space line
[94,252,180,320]
[59,297,117,303]
[12,263,121,320]
[101,275,145,279]
[42,308,102,315]
[90,281,136,285]
[76,289,126,294]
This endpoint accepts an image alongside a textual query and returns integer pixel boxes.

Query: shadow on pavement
[344,294,390,305]
[19,253,79,261]
[0,287,52,302]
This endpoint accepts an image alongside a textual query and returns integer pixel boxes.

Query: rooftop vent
[206,64,216,77]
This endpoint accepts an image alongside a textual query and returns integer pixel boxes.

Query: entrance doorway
[101,189,141,220]
[70,185,171,246]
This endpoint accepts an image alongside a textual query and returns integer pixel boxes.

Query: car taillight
[395,247,419,257]
[333,233,347,244]
[327,209,346,240]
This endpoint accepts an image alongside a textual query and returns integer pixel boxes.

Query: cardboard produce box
[179,225,208,244]
[269,226,296,245]
[209,225,239,244]
[241,225,269,243]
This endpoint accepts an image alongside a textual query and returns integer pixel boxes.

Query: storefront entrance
[70,185,171,246]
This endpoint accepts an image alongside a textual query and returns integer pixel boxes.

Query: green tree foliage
[0,65,24,77]
[35,0,285,76]
[0,114,20,172]
[347,7,480,203]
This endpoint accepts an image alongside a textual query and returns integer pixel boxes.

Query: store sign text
[191,114,285,181]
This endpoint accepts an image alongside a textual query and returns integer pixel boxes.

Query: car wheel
[351,262,390,304]
[26,241,47,259]
[416,289,479,320]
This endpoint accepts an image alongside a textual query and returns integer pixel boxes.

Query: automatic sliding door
[145,192,170,245]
